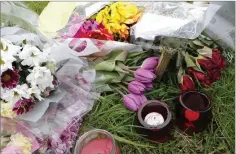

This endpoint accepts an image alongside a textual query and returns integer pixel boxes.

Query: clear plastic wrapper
[129,2,221,51]
[1,2,100,154]
[56,2,144,57]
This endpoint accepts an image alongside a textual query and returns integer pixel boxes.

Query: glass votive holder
[74,129,119,154]
[136,100,172,143]
[175,91,212,135]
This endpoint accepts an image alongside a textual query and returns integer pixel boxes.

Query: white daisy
[26,66,54,92]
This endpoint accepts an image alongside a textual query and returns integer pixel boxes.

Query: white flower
[1,101,16,118]
[0,88,20,104]
[1,38,21,55]
[13,84,32,99]
[1,84,32,103]
[18,44,47,66]
[26,66,54,92]
[28,86,44,101]
[0,38,21,74]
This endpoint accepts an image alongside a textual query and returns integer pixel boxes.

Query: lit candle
[144,112,164,126]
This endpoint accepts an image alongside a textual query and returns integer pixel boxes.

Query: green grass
[26,2,235,154]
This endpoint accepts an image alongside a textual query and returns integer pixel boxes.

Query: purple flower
[138,94,148,106]
[135,68,156,83]
[74,20,104,38]
[128,81,146,94]
[145,83,154,90]
[123,94,147,111]
[12,98,35,115]
[141,57,159,70]
[123,94,139,111]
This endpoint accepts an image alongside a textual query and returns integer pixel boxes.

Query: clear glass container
[74,129,119,154]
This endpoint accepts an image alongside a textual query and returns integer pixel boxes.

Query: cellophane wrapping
[1,2,100,154]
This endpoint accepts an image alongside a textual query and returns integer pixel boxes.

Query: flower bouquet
[0,37,57,118]
[55,2,144,57]
[1,2,102,154]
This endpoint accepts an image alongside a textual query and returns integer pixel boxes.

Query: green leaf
[193,40,204,47]
[0,42,3,50]
[123,75,135,82]
[177,67,184,84]
[197,46,212,58]
[0,58,5,65]
[184,53,197,68]
[127,51,145,59]
[114,50,128,62]
[188,42,198,49]
[3,45,8,51]
[184,53,202,72]
[198,37,214,47]
[114,65,128,73]
[95,60,116,71]
[23,39,27,44]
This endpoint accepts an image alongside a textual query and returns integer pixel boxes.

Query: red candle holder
[175,91,212,135]
[136,100,172,143]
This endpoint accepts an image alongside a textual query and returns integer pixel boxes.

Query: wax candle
[136,100,172,142]
[144,112,164,126]
[80,138,119,154]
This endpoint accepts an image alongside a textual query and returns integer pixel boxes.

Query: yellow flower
[1,101,16,118]
[124,10,143,24]
[94,2,143,40]
[10,133,32,154]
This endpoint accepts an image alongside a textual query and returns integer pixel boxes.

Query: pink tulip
[123,93,148,111]
[135,68,156,83]
[141,57,159,70]
[123,94,139,111]
[138,94,148,106]
[128,81,146,94]
[145,83,154,90]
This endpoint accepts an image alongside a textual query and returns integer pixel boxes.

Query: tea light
[144,112,164,126]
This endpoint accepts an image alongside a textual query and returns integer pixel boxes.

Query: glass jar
[74,129,119,154]
[136,100,172,143]
[175,91,212,135]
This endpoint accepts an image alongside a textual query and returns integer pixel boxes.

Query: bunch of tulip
[118,57,159,111]
[180,48,226,92]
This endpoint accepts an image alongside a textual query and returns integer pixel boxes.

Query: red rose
[208,69,221,82]
[180,75,195,92]
[197,58,216,70]
[211,48,227,70]
[79,29,114,41]
[187,68,213,88]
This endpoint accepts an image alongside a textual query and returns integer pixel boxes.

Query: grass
[26,2,235,154]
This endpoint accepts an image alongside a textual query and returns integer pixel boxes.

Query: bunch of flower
[73,20,114,41]
[1,133,32,154]
[94,2,143,41]
[120,57,159,111]
[0,38,57,118]
[180,47,226,92]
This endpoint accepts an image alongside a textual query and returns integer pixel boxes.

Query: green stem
[113,135,156,149]
[123,81,129,85]
[114,88,124,96]
[128,66,140,69]
[116,84,129,92]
